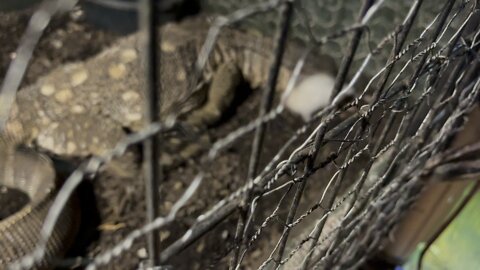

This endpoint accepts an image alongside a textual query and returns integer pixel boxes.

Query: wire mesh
[0,0,479,269]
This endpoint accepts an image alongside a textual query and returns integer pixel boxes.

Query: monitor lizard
[3,16,337,162]
[0,15,338,268]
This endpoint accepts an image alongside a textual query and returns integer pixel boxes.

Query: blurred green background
[403,189,480,270]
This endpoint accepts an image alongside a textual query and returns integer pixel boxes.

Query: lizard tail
[0,143,79,269]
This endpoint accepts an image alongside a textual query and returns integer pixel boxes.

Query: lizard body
[3,16,336,161]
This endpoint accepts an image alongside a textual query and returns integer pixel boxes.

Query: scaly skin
[3,16,336,160]
[0,139,79,268]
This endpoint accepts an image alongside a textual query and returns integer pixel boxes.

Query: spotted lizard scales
[3,16,336,165]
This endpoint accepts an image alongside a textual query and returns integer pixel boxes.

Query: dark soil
[79,84,310,270]
[0,6,118,88]
[0,185,30,220]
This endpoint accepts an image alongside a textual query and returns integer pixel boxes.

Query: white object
[283,73,335,121]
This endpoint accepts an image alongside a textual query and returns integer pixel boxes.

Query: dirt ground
[0,6,118,88]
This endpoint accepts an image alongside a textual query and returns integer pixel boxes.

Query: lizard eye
[121,126,134,135]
